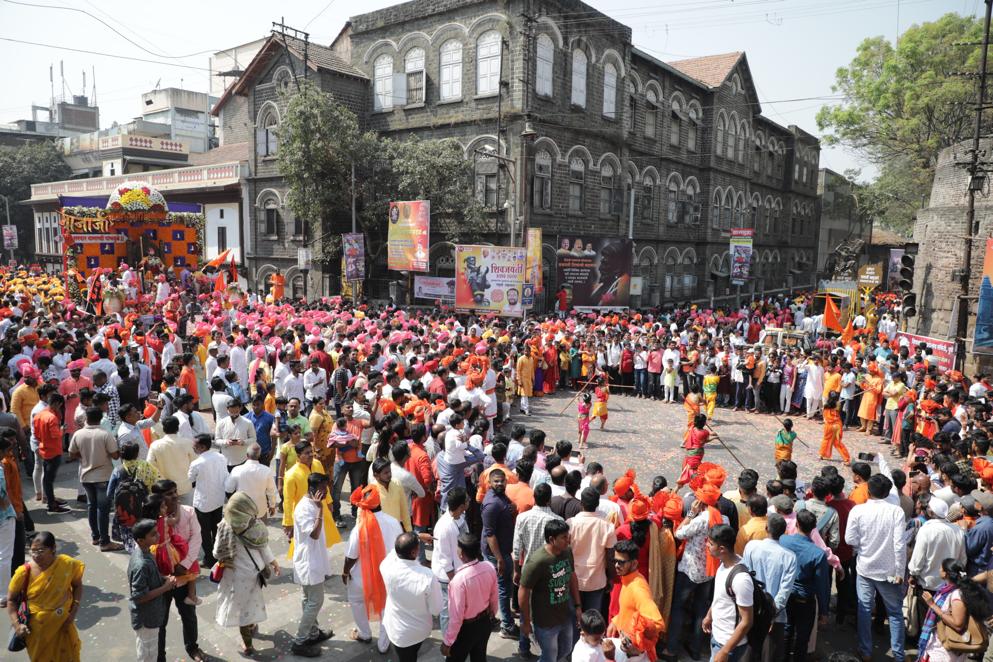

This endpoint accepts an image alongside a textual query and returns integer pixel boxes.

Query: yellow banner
[526,228,542,293]
[387,200,430,272]
[455,244,526,316]
[59,212,113,234]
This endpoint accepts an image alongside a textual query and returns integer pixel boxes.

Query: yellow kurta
[516,355,534,397]
[8,555,84,662]
[281,459,340,558]
[374,478,412,532]
[822,371,842,401]
[858,375,883,421]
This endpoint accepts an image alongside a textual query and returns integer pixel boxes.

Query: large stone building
[334,0,822,308]
[816,168,871,278]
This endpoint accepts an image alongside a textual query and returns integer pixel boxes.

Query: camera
[857,452,875,462]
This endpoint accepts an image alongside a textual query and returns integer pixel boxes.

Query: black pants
[11,516,25,569]
[158,585,199,661]
[784,595,816,662]
[395,640,423,662]
[446,614,492,662]
[332,461,367,518]
[195,507,223,567]
[42,454,61,511]
[836,558,857,622]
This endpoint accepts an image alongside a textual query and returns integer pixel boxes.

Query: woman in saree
[7,532,84,662]
[542,342,558,395]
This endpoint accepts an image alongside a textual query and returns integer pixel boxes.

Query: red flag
[824,295,843,332]
[214,272,225,293]
[228,254,238,285]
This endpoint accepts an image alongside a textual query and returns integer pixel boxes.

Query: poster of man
[342,232,365,281]
[555,237,633,309]
[387,200,430,272]
[454,245,526,316]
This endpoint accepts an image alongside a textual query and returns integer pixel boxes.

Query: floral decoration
[106,181,168,212]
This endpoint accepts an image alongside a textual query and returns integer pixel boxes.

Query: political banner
[857,262,884,288]
[897,331,958,372]
[342,232,365,282]
[555,236,633,309]
[526,228,542,293]
[414,275,456,303]
[730,228,754,286]
[455,244,526,316]
[975,238,993,353]
[387,200,430,272]
[887,248,905,292]
[2,225,17,250]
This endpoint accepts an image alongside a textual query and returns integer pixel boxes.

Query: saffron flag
[825,295,843,332]
[228,254,238,286]
[841,318,855,346]
[203,248,232,270]
[214,272,225,293]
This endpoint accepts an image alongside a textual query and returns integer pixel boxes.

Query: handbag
[937,615,989,653]
[208,561,225,584]
[7,563,31,652]
[241,541,270,589]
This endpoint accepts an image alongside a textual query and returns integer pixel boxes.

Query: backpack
[114,467,149,528]
[726,563,777,651]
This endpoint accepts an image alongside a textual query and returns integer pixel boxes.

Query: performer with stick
[774,417,797,463]
[819,390,851,463]
[592,375,610,431]
[677,413,711,487]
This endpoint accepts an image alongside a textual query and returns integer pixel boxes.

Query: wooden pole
[704,423,747,470]
[559,372,600,415]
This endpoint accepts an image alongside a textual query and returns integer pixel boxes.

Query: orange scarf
[695,484,723,577]
[350,486,387,620]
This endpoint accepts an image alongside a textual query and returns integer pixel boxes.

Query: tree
[0,140,71,257]
[817,12,987,234]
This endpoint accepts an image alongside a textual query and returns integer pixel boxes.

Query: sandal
[348,628,372,644]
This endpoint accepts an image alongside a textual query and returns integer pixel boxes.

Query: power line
[304,0,338,30]
[2,0,217,59]
[0,36,211,71]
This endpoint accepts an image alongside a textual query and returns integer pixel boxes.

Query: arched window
[716,115,727,159]
[373,54,394,111]
[711,189,722,229]
[726,121,737,160]
[257,107,278,157]
[474,151,498,208]
[764,203,772,233]
[273,67,293,93]
[645,89,658,139]
[685,181,699,224]
[733,198,744,229]
[687,105,699,152]
[737,122,747,163]
[667,179,679,224]
[533,150,552,211]
[773,205,781,234]
[722,192,732,230]
[258,196,279,236]
[568,157,585,213]
[599,163,615,216]
[476,31,501,95]
[767,147,774,177]
[602,63,618,119]
[641,179,654,220]
[292,214,304,238]
[536,34,553,96]
[404,48,425,105]
[670,99,682,147]
[571,49,587,107]
[439,40,463,101]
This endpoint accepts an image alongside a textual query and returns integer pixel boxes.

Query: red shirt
[33,408,63,460]
[826,495,856,562]
[557,290,568,311]
[310,350,334,380]
[406,441,435,527]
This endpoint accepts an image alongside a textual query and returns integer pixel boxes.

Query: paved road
[6,392,908,661]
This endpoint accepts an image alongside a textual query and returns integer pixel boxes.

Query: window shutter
[611,188,622,216]
[393,73,407,106]
[255,127,266,158]
[257,208,267,234]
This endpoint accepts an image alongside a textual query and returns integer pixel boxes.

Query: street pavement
[5,392,910,661]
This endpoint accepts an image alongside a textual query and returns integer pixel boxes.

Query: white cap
[208,341,219,350]
[929,498,949,520]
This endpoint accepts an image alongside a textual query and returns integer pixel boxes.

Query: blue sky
[0,0,979,179]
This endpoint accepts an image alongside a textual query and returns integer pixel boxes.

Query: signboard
[522,283,535,307]
[297,247,312,271]
[857,262,884,288]
[342,232,365,282]
[455,244,526,316]
[2,225,17,250]
[975,238,993,353]
[387,200,430,272]
[887,248,905,291]
[630,276,643,296]
[413,275,455,303]
[526,228,542,293]
[897,331,958,373]
[68,233,126,244]
[555,236,633,309]
[730,228,754,286]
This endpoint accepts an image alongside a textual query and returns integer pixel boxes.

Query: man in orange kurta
[515,350,534,416]
[857,367,884,433]
[271,271,286,301]
[608,539,665,660]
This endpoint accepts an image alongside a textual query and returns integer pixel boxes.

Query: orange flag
[841,318,854,346]
[214,272,225,293]
[824,295,843,332]
[228,254,238,285]
[203,248,232,270]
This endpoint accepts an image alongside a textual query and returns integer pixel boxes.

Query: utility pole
[956,0,993,370]
[518,1,537,249]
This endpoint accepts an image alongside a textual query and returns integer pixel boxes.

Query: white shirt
[279,373,305,401]
[345,510,404,572]
[146,434,196,496]
[431,509,467,582]
[845,498,907,581]
[292,496,332,585]
[596,496,623,525]
[303,368,328,400]
[214,415,257,467]
[229,345,249,388]
[187,449,229,513]
[443,427,467,465]
[391,461,426,499]
[572,639,608,662]
[174,409,209,440]
[381,550,443,648]
[711,559,753,648]
[907,519,966,590]
[225,459,277,516]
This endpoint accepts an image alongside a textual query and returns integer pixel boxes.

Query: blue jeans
[710,638,747,662]
[667,572,713,658]
[856,575,905,662]
[82,481,111,545]
[634,369,648,396]
[483,550,514,630]
[534,620,573,662]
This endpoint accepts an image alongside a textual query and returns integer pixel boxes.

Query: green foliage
[817,12,986,234]
[277,80,487,264]
[0,140,71,255]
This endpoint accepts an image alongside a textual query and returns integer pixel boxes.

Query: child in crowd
[775,417,797,463]
[578,391,592,453]
[592,376,610,430]
[572,609,611,662]
[663,359,678,404]
[129,519,186,662]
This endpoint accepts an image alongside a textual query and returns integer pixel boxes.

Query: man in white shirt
[173,395,210,440]
[291,472,334,657]
[214,398,257,469]
[303,358,328,410]
[225,443,277,518]
[229,338,249,389]
[187,435,229,567]
[704,524,753,662]
[279,361,306,402]
[204,343,220,386]
[381,532,443,660]
[146,416,196,503]
[907,498,966,591]
[844,473,907,662]
[116,403,161,461]
[432,488,469,636]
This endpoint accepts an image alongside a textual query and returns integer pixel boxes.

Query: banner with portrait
[387,200,430,272]
[975,239,993,353]
[526,228,542,293]
[555,236,633,309]
[730,228,754,286]
[886,248,905,292]
[414,275,456,303]
[342,232,365,282]
[455,244,526,316]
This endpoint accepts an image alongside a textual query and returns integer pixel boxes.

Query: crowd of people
[0,265,991,662]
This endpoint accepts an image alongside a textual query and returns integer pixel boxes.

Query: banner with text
[555,236,633,309]
[975,238,993,354]
[526,228,543,294]
[414,275,456,303]
[342,232,365,282]
[387,200,430,272]
[455,244,526,316]
[887,248,905,292]
[730,228,754,286]
[897,332,958,372]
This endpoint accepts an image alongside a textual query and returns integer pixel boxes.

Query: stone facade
[342,0,821,308]
[912,137,993,372]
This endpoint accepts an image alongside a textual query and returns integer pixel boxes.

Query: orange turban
[694,483,721,507]
[350,484,381,511]
[613,469,637,498]
[628,494,651,522]
[690,462,727,489]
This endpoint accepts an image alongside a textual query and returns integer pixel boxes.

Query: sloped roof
[871,226,910,247]
[667,52,743,89]
[189,142,249,166]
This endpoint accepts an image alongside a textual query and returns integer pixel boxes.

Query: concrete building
[140,88,218,153]
[58,120,194,179]
[210,38,268,98]
[816,168,871,277]
[0,96,100,147]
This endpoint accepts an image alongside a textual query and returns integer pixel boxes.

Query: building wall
[204,203,241,262]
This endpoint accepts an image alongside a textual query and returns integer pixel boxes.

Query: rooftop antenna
[82,69,86,99]
[49,64,54,113]
[60,60,66,100]
[92,65,97,105]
